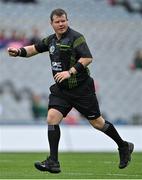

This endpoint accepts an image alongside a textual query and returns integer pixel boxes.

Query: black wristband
[18,48,27,57]
[73,62,85,73]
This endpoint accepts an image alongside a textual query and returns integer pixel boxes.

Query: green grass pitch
[0,152,141,179]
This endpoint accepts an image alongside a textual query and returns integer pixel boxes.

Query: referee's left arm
[69,57,93,75]
[68,34,93,75]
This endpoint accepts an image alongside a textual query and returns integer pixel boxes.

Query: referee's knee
[47,116,59,125]
[89,116,105,130]
[46,109,63,125]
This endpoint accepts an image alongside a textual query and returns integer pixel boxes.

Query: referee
[8,8,134,173]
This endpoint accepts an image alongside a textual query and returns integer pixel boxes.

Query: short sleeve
[34,37,49,53]
[73,35,93,58]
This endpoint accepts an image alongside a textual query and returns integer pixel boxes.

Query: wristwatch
[68,69,74,76]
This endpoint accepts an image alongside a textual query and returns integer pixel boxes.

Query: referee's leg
[89,116,134,169]
[34,108,63,173]
[89,116,125,147]
[47,108,63,162]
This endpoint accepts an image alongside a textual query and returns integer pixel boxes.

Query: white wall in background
[0,125,141,152]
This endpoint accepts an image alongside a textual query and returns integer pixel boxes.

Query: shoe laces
[41,160,47,165]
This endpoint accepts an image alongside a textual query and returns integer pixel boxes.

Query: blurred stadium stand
[0,0,142,125]
[108,0,142,14]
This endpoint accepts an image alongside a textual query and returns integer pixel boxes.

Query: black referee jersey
[35,27,93,89]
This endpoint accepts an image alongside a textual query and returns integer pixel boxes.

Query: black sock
[48,125,60,161]
[100,121,126,148]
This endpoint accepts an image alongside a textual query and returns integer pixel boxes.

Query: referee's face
[51,14,68,38]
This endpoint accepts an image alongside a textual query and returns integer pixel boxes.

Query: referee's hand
[7,47,19,57]
[54,71,71,83]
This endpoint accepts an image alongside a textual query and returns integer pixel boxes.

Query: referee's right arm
[7,45,39,58]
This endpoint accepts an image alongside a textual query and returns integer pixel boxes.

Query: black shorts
[48,77,101,120]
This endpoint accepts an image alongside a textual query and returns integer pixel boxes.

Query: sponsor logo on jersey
[52,62,62,71]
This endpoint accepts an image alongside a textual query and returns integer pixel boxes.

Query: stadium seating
[0,0,142,124]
